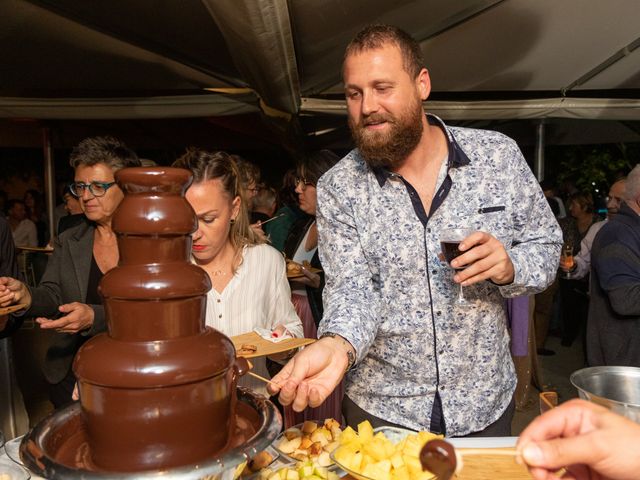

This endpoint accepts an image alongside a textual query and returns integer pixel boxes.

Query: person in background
[173,148,303,399]
[560,177,626,280]
[0,216,20,336]
[24,189,49,247]
[231,155,262,214]
[251,184,278,226]
[0,190,8,216]
[540,180,566,220]
[516,398,640,480]
[265,169,308,252]
[56,185,85,235]
[282,150,342,426]
[558,192,597,348]
[7,199,37,247]
[269,25,561,436]
[0,136,141,408]
[0,215,29,438]
[587,165,640,367]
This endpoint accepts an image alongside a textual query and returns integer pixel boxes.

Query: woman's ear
[231,195,241,220]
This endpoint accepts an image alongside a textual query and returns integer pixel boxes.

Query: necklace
[211,269,227,277]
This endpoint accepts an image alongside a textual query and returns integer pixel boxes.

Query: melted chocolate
[419,439,457,480]
[64,167,248,471]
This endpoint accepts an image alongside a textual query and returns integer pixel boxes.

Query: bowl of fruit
[273,419,342,467]
[330,421,442,480]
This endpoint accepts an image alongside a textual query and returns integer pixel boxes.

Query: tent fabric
[1,0,639,124]
[301,97,640,121]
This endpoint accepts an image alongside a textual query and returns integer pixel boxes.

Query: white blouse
[204,243,303,396]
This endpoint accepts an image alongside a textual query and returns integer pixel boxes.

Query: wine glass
[559,242,574,279]
[440,228,474,306]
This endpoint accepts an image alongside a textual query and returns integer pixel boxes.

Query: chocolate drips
[419,439,457,480]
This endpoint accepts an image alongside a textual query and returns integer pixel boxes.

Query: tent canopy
[1,0,640,148]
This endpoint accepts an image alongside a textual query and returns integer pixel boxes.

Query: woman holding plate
[173,148,303,398]
[282,150,342,426]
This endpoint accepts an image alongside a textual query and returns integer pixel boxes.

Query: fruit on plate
[257,460,341,480]
[332,420,443,480]
[275,419,342,465]
[240,450,276,476]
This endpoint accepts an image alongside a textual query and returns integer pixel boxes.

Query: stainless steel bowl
[570,366,640,422]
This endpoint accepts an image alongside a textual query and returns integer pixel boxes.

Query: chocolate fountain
[19,167,281,479]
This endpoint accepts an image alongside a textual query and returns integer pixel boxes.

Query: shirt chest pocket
[456,203,513,248]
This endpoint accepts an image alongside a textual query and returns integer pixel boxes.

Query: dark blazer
[587,203,640,367]
[24,218,106,384]
[0,217,20,338]
[284,216,325,327]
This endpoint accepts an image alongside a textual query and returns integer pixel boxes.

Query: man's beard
[349,98,424,170]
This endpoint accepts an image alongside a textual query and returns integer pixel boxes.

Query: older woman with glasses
[0,136,140,408]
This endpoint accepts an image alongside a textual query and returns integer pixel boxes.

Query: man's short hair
[69,136,140,171]
[344,24,424,78]
[625,164,640,201]
[252,185,277,211]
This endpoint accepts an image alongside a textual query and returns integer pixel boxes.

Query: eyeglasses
[69,181,117,198]
[606,195,623,205]
[295,177,314,189]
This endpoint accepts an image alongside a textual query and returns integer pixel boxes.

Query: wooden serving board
[455,448,530,479]
[343,448,530,480]
[286,265,322,279]
[0,303,28,316]
[230,331,316,358]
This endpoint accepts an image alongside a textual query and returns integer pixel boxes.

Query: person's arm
[593,240,640,316]
[270,168,379,408]
[314,171,380,363]
[565,221,604,280]
[27,232,106,334]
[267,247,304,339]
[516,399,640,480]
[26,220,38,247]
[494,139,563,297]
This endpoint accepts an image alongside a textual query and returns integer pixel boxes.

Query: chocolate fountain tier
[20,388,282,480]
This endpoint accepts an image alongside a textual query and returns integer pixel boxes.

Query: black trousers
[342,394,515,437]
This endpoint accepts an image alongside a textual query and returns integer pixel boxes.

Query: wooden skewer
[258,213,285,226]
[245,359,281,387]
[247,371,281,387]
[540,392,558,411]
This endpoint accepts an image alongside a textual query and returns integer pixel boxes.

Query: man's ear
[417,68,431,101]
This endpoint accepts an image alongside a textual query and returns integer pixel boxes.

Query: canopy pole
[42,127,55,241]
[534,120,545,181]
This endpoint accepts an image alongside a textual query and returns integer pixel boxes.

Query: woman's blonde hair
[173,148,265,272]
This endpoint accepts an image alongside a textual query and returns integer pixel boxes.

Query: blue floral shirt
[316,115,562,436]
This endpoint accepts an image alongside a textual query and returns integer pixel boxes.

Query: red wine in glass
[439,228,474,305]
[441,240,464,269]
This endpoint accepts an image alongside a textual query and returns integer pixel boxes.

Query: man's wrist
[319,332,356,371]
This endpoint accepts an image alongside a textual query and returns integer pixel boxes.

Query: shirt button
[218,314,222,318]
[436,311,442,316]
[439,350,444,355]
[217,299,221,303]
[432,270,437,275]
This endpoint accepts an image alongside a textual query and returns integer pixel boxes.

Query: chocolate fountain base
[19,388,282,480]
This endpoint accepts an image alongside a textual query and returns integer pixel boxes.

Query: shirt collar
[371,113,471,187]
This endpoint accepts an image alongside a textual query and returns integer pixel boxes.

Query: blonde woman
[173,149,303,398]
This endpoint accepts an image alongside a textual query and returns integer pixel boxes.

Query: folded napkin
[253,327,293,343]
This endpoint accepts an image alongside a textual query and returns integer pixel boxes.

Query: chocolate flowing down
[73,167,242,471]
[419,439,457,480]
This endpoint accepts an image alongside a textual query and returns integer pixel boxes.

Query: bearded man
[270,25,562,436]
